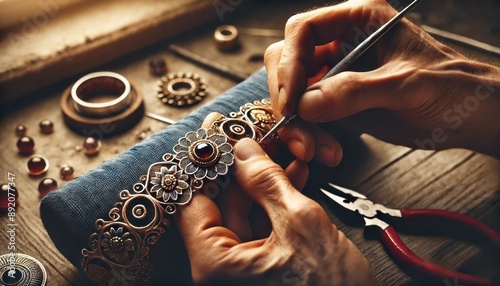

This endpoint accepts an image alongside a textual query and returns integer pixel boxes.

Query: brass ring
[71,72,132,117]
[214,25,239,51]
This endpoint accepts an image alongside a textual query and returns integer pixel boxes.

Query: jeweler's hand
[265,0,500,160]
[175,138,375,285]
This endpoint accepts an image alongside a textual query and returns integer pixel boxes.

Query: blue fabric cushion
[40,68,270,284]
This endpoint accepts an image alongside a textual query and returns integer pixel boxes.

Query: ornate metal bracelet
[81,99,278,285]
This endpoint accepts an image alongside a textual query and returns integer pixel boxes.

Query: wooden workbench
[1,1,499,285]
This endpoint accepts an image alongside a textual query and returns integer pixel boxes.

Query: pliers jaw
[321,183,402,223]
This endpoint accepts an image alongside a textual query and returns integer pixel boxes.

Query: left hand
[174,116,375,285]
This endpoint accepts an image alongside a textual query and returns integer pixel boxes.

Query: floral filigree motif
[149,165,189,202]
[173,128,234,180]
[101,227,135,262]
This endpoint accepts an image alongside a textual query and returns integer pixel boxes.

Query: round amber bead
[38,178,58,197]
[27,155,49,176]
[83,137,102,155]
[17,136,35,155]
[39,119,54,134]
[60,165,75,181]
[15,124,27,137]
[0,184,18,213]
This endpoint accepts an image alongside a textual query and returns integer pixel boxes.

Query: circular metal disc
[0,254,47,286]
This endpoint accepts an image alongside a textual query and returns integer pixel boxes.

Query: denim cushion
[40,68,270,284]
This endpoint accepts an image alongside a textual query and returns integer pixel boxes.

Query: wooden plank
[0,0,225,102]
[313,146,499,285]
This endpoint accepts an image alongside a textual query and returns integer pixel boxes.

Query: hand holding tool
[320,183,500,286]
[260,0,423,143]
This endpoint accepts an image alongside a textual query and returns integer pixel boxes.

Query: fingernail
[235,138,265,161]
[288,139,306,162]
[302,89,326,119]
[278,88,290,115]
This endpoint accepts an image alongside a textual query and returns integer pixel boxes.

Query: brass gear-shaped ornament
[157,72,208,107]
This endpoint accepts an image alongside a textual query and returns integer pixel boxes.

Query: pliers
[320,183,500,286]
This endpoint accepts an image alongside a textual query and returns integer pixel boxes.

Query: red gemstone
[39,119,54,134]
[15,124,27,137]
[17,136,35,155]
[27,155,49,176]
[60,164,74,181]
[194,142,214,159]
[38,178,57,197]
[83,137,101,155]
[0,184,18,213]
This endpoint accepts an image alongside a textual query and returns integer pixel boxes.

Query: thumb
[298,68,404,122]
[233,138,301,220]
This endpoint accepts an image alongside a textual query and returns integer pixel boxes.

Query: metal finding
[71,71,132,117]
[0,253,47,286]
[214,25,239,51]
[157,72,208,107]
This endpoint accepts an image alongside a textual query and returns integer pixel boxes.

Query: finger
[277,119,315,163]
[298,66,409,122]
[175,193,240,253]
[201,112,253,240]
[202,112,223,128]
[284,159,309,191]
[217,180,253,242]
[277,2,356,115]
[264,41,284,118]
[309,124,343,167]
[233,138,302,220]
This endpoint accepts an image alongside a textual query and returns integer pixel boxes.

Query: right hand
[265,0,500,160]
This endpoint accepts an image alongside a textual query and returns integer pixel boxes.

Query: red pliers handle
[321,184,500,285]
[380,209,500,286]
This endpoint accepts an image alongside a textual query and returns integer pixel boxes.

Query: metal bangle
[71,72,132,117]
[81,99,279,286]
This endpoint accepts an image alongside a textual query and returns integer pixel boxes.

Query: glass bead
[60,164,74,181]
[83,137,102,155]
[39,119,54,134]
[27,155,49,176]
[17,136,35,155]
[149,58,167,76]
[0,184,18,213]
[15,124,27,137]
[38,178,57,197]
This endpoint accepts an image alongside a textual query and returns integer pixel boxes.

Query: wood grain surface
[1,1,499,285]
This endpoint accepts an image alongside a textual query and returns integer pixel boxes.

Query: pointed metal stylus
[259,0,422,143]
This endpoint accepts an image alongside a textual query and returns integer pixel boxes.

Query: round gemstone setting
[188,140,220,167]
[27,155,49,176]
